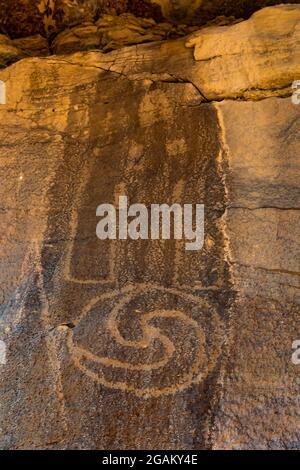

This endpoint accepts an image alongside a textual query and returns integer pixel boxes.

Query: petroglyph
[67,284,224,397]
[1,7,299,448]
[37,80,228,402]
[43,165,225,397]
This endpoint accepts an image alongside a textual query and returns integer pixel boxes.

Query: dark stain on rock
[37,70,234,448]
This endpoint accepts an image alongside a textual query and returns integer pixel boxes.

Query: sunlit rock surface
[0,5,299,449]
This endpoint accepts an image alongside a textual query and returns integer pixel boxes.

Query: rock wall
[1,0,299,37]
[0,5,299,449]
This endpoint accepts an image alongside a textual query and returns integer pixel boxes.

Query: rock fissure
[230,262,300,278]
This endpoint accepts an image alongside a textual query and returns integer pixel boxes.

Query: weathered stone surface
[52,13,187,54]
[0,34,22,67]
[216,96,300,306]
[53,12,220,56]
[0,34,49,68]
[0,4,299,451]
[186,5,300,99]
[95,13,172,50]
[1,4,299,78]
[12,35,49,57]
[0,55,230,449]
[56,5,300,101]
[211,98,300,449]
[52,24,101,55]
[0,0,298,38]
[153,0,300,23]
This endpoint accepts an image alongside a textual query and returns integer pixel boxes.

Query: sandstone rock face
[213,98,300,449]
[1,3,299,67]
[51,13,199,55]
[0,5,299,449]
[0,0,298,38]
[0,34,21,68]
[59,5,300,101]
[0,34,48,67]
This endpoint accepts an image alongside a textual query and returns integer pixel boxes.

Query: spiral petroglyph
[67,284,224,397]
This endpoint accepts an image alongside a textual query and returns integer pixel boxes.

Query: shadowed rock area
[0,5,299,450]
[0,0,299,38]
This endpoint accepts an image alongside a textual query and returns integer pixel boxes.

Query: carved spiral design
[68,284,222,397]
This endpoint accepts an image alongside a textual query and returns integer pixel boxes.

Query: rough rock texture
[51,13,200,55]
[0,34,22,68]
[0,12,242,66]
[213,98,300,449]
[0,0,299,38]
[1,3,299,66]
[56,5,300,101]
[0,5,299,449]
[0,34,48,67]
